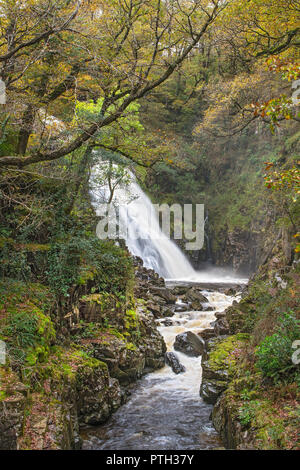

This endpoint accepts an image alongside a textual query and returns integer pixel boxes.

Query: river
[81,286,241,450]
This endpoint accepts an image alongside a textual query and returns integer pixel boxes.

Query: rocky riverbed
[81,258,245,450]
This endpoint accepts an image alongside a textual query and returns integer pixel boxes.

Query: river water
[82,288,240,450]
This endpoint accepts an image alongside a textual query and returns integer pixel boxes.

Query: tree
[0,0,226,168]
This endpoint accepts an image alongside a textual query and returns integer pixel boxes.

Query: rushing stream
[82,288,241,450]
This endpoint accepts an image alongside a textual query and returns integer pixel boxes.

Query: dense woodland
[0,0,299,451]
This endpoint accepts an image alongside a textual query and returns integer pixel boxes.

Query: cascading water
[91,164,196,279]
[91,164,247,284]
[82,291,238,450]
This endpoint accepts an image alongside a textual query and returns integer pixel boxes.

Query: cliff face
[200,236,300,450]
[0,263,166,450]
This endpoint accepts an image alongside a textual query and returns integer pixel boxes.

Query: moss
[0,280,56,367]
[208,334,250,375]
[29,345,108,390]
[124,308,139,332]
[15,243,50,252]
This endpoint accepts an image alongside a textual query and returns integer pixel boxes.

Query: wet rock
[184,288,209,304]
[200,379,228,405]
[165,352,186,374]
[198,328,215,341]
[160,318,174,327]
[200,359,229,404]
[224,287,237,296]
[146,301,161,318]
[137,302,167,372]
[149,287,177,304]
[170,286,190,296]
[180,288,209,310]
[200,335,247,405]
[174,302,190,312]
[214,318,230,336]
[202,305,214,312]
[215,311,226,320]
[160,306,175,317]
[174,331,205,357]
[190,301,204,310]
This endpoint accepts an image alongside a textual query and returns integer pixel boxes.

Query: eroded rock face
[165,352,186,374]
[200,360,229,404]
[0,391,26,450]
[137,302,167,372]
[212,396,246,449]
[76,362,121,425]
[174,331,205,357]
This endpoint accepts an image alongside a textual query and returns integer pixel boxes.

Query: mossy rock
[0,279,56,367]
[200,334,249,404]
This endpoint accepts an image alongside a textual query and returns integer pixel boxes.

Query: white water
[91,166,247,283]
[82,290,238,450]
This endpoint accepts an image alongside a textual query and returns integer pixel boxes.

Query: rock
[170,286,190,296]
[160,319,174,327]
[202,305,214,312]
[215,311,226,320]
[146,301,161,318]
[160,306,175,317]
[184,287,209,304]
[214,318,230,336]
[198,328,215,341]
[174,331,205,357]
[136,302,167,372]
[149,287,177,304]
[200,379,228,405]
[165,352,186,374]
[190,300,204,310]
[174,302,190,312]
[200,358,230,404]
[212,396,255,449]
[0,391,26,450]
[224,287,236,296]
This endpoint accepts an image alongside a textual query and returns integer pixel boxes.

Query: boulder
[202,305,214,312]
[198,328,215,341]
[170,286,190,296]
[174,302,190,312]
[165,352,186,374]
[160,306,175,317]
[184,287,209,304]
[174,331,205,357]
[149,287,177,304]
[146,301,161,318]
[214,318,230,336]
[160,319,174,327]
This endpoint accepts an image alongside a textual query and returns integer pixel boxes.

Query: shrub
[46,236,133,297]
[255,311,300,383]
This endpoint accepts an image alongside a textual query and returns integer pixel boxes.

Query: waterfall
[90,163,247,283]
[118,180,196,279]
[90,164,196,280]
